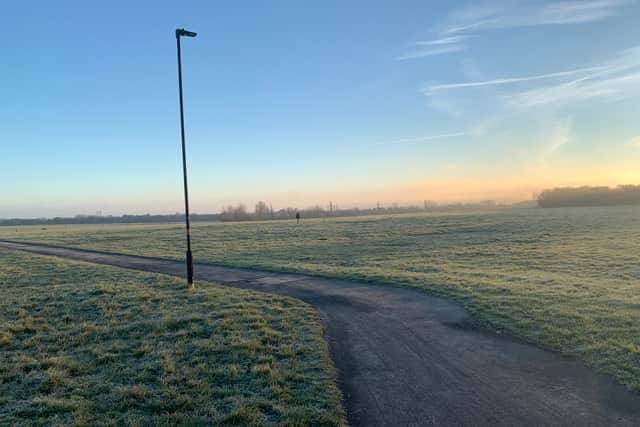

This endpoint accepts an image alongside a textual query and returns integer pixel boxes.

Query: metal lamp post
[175,28,197,286]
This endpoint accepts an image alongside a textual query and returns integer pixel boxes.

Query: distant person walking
[296,212,300,224]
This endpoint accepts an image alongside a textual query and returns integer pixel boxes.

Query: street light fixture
[175,28,197,287]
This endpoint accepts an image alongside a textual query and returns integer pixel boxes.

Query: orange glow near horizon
[185,164,640,212]
[373,165,640,205]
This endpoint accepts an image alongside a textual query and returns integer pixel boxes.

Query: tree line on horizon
[1,199,521,226]
[0,213,221,227]
[221,201,349,222]
[537,185,640,208]
[219,199,506,222]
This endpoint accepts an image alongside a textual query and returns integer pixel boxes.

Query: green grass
[2,207,640,392]
[0,249,345,426]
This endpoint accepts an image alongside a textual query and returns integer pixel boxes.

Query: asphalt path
[2,240,640,427]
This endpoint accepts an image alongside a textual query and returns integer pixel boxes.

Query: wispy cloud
[395,44,466,60]
[507,71,640,108]
[395,36,470,60]
[506,47,640,108]
[424,65,607,92]
[397,1,630,61]
[441,0,630,35]
[627,136,640,148]
[546,120,572,154]
[423,46,640,109]
[377,132,469,145]
[502,119,573,170]
[414,35,471,46]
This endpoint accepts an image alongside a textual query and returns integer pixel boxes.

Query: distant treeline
[1,199,529,226]
[538,185,640,208]
[220,199,511,222]
[0,213,221,227]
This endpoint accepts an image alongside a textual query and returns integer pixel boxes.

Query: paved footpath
[2,240,640,427]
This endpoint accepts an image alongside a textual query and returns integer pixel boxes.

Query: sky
[2,0,640,217]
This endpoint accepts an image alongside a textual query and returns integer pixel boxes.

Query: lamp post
[175,28,197,287]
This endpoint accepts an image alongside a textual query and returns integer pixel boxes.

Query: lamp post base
[186,249,194,287]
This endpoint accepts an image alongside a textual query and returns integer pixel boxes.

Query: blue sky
[2,0,640,217]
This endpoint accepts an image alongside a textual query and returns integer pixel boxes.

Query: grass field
[1,206,640,393]
[0,249,345,426]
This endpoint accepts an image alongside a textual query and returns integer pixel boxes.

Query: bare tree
[255,201,269,220]
[221,204,249,221]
